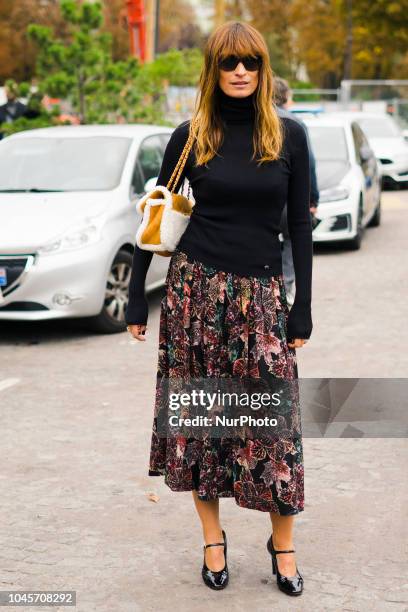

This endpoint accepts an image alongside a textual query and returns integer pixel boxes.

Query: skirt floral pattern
[148,248,304,515]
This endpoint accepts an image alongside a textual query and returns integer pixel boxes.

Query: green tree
[144,47,203,87]
[27,0,119,123]
[26,1,204,126]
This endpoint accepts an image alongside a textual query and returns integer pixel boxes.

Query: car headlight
[319,186,350,203]
[38,214,106,254]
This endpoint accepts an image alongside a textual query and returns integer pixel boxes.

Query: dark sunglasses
[218,54,262,72]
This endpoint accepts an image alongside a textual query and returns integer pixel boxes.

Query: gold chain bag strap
[135,121,196,257]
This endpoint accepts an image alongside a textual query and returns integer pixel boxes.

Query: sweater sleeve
[125,121,191,326]
[285,119,313,341]
[305,127,319,205]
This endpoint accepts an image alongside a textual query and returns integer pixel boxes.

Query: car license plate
[0,267,7,286]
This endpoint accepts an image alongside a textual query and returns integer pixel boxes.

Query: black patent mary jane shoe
[201,529,229,590]
[267,535,303,597]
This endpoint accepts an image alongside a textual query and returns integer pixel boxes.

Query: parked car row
[302,111,408,249]
[303,114,382,250]
[336,112,408,188]
[0,110,406,331]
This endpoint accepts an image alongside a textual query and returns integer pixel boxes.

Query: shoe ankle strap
[203,542,225,550]
[274,549,295,555]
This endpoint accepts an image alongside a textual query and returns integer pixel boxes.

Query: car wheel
[367,191,381,228]
[347,197,364,250]
[89,249,133,333]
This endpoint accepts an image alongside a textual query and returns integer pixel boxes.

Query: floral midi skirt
[148,248,304,515]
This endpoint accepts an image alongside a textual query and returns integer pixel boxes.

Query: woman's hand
[127,324,148,341]
[288,338,308,349]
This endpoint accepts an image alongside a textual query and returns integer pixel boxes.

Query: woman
[126,21,312,597]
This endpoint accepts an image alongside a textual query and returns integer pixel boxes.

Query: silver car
[0,124,174,332]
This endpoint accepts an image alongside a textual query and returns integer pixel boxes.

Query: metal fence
[291,79,408,128]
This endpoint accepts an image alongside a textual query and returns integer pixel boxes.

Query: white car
[334,111,408,187]
[0,124,175,332]
[303,115,382,249]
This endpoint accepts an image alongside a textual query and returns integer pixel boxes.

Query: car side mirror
[144,177,158,193]
[359,145,372,163]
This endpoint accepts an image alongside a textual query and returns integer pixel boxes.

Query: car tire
[367,191,381,228]
[88,249,133,334]
[346,196,364,251]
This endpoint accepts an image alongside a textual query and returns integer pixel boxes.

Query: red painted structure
[122,0,147,61]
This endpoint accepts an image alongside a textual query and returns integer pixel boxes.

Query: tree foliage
[28,1,120,123]
[351,0,408,78]
[243,0,408,85]
[0,0,67,82]
[288,0,408,86]
[25,0,203,125]
[1,0,406,114]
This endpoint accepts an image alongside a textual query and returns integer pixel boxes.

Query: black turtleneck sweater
[125,86,313,340]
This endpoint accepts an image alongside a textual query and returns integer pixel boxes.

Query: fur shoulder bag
[135,122,196,257]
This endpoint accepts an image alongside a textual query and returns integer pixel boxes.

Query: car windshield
[0,136,132,191]
[306,126,349,161]
[357,117,401,138]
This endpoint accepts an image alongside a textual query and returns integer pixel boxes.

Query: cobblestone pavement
[0,190,407,612]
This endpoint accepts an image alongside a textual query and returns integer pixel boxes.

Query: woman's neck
[216,83,256,124]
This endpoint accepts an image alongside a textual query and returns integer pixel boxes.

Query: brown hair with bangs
[188,21,283,167]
